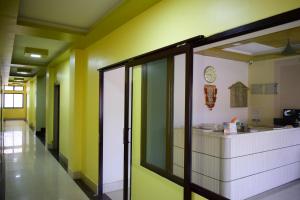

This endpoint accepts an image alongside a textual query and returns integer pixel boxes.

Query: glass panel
[103,67,125,199]
[14,86,24,91]
[139,53,186,181]
[14,94,23,108]
[4,94,13,108]
[4,86,13,91]
[172,54,186,179]
[143,58,168,169]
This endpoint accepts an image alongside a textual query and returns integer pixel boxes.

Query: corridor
[4,120,89,200]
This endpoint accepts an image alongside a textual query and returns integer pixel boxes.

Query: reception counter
[173,127,300,200]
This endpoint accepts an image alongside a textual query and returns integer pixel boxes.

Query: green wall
[36,75,46,132]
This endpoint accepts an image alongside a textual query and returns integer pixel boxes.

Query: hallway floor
[4,120,89,200]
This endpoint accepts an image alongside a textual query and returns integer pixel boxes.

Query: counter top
[186,127,300,138]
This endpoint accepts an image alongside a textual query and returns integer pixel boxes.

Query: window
[14,86,24,91]
[4,94,24,108]
[4,86,14,91]
[4,85,24,91]
[140,54,186,184]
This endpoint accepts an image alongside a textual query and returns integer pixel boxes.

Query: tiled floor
[4,120,89,200]
[247,179,300,200]
[106,189,123,200]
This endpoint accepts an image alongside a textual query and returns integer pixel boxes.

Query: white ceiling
[19,0,123,31]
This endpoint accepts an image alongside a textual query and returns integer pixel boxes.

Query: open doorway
[52,84,60,158]
[99,66,132,200]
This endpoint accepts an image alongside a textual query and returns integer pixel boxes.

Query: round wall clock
[204,66,217,83]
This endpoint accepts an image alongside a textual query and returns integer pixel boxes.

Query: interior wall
[45,59,71,159]
[3,85,27,120]
[36,75,46,131]
[27,77,37,129]
[249,55,300,126]
[81,1,300,199]
[277,57,300,111]
[173,54,249,126]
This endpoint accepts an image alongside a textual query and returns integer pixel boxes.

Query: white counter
[173,127,300,200]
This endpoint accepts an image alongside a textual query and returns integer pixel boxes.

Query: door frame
[53,84,60,154]
[98,65,131,200]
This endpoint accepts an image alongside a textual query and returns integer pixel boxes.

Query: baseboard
[68,169,82,179]
[47,143,53,149]
[103,180,123,193]
[69,170,98,194]
[59,153,68,169]
[81,174,98,194]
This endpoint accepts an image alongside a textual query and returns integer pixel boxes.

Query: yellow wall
[46,59,71,159]
[39,0,300,199]
[3,85,27,120]
[45,50,86,175]
[82,1,300,200]
[46,60,70,158]
[27,77,36,129]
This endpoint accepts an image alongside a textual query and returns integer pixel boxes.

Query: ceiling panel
[19,0,123,31]
[12,34,70,66]
[196,26,300,62]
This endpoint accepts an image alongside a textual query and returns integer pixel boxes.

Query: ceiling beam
[15,20,84,43]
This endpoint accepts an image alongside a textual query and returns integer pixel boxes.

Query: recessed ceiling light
[30,54,41,58]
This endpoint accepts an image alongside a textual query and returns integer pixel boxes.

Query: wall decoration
[204,84,217,110]
[204,66,217,83]
[250,83,278,95]
[229,81,248,107]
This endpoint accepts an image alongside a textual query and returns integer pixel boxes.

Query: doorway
[99,66,132,200]
[53,84,60,157]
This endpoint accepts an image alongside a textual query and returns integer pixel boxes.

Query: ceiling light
[24,47,48,58]
[30,54,41,58]
[17,71,31,75]
[233,43,242,46]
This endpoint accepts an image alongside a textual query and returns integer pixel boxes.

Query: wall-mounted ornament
[204,84,217,110]
[204,66,217,83]
[229,81,248,107]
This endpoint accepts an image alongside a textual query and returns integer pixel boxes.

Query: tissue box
[224,123,237,134]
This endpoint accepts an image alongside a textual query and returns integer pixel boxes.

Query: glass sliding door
[100,66,131,200]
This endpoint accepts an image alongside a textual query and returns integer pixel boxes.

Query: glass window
[4,86,14,91]
[140,53,186,183]
[13,94,23,108]
[4,94,14,108]
[4,94,23,108]
[143,58,168,169]
[14,86,24,91]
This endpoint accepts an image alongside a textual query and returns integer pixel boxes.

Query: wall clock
[204,66,216,83]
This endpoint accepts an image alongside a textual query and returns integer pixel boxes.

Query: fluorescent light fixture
[17,71,31,75]
[223,42,277,56]
[30,54,41,58]
[24,47,48,58]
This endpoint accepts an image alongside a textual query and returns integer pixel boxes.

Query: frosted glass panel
[14,94,23,108]
[4,94,13,108]
[144,58,168,169]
